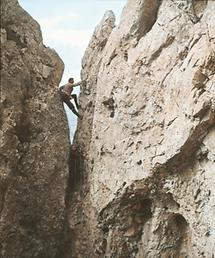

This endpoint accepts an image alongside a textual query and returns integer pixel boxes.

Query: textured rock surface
[0,1,69,257]
[70,0,215,257]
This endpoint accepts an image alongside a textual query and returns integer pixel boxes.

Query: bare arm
[73,81,84,87]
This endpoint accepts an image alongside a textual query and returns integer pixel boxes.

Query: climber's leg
[65,100,80,118]
[61,93,80,118]
[71,94,79,109]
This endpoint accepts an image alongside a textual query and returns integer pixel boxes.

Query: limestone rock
[70,0,215,257]
[0,1,69,257]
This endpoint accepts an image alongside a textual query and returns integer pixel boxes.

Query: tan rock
[70,0,215,257]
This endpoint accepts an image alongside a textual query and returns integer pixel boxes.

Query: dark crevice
[66,144,84,196]
[14,112,31,143]
[166,213,188,237]
[162,213,189,256]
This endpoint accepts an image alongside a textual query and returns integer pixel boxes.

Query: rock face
[0,1,69,257]
[1,0,215,257]
[70,0,215,257]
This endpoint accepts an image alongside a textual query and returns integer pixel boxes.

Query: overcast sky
[18,0,126,139]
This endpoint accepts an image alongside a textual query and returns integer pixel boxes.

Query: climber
[59,78,83,118]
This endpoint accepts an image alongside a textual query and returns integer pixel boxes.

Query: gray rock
[42,64,54,79]
[0,1,69,258]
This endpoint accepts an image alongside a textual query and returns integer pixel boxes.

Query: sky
[18,0,126,139]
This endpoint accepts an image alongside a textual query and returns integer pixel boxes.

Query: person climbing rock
[59,78,83,117]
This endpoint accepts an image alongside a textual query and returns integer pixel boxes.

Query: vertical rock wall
[70,0,215,257]
[0,1,69,257]
[66,12,116,258]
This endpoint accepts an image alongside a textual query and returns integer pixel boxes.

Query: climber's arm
[73,80,85,87]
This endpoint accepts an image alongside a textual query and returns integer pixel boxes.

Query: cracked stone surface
[69,0,215,257]
[1,0,214,257]
[0,1,69,257]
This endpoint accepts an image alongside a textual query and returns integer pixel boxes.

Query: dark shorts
[59,91,70,101]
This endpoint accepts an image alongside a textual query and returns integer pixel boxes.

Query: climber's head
[68,78,74,84]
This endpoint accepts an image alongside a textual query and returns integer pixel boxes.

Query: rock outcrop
[1,0,215,257]
[69,0,215,257]
[0,1,69,257]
